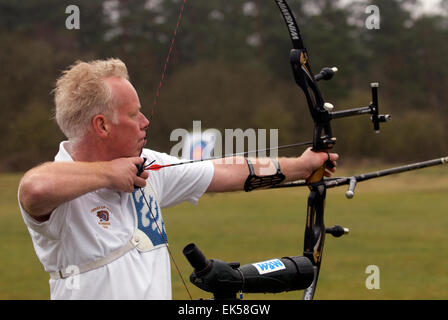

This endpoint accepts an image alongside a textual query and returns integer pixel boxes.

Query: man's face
[104,77,150,158]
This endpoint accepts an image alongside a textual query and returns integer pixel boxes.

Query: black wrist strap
[244,158,286,192]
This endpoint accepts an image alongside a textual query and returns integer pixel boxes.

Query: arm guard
[244,158,286,192]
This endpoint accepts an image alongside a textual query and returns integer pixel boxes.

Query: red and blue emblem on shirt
[91,206,112,229]
[96,210,109,222]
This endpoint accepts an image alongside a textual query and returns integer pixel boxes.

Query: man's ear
[92,114,110,138]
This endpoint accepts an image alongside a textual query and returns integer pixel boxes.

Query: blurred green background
[2,167,448,299]
[1,0,447,299]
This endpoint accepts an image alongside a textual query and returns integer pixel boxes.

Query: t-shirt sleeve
[142,150,214,208]
[17,186,67,240]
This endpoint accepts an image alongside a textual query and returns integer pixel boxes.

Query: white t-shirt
[19,141,214,299]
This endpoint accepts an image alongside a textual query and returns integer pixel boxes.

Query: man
[18,58,338,299]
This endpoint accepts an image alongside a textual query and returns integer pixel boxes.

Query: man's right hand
[105,157,149,192]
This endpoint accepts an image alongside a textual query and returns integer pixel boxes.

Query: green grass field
[1,165,447,300]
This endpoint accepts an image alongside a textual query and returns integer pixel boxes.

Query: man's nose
[141,112,150,129]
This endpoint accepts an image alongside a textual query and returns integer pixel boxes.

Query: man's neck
[67,136,110,162]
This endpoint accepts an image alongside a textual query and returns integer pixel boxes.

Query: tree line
[0,0,446,171]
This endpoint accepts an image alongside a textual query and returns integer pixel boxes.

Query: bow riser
[290,50,326,120]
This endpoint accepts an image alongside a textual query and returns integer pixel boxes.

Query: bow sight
[289,44,391,152]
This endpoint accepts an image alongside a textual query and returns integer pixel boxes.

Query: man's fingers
[131,156,145,164]
[323,152,338,177]
[326,161,337,171]
[132,158,149,190]
[140,170,149,179]
[133,176,147,189]
[327,152,339,162]
[324,152,338,170]
[132,157,147,178]
[131,157,145,172]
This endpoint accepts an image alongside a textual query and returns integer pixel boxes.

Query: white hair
[53,58,129,140]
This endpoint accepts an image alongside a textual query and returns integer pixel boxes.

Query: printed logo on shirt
[132,190,167,248]
[91,206,112,229]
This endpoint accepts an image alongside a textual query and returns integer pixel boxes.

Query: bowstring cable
[139,188,193,300]
[144,0,192,299]
[148,0,188,136]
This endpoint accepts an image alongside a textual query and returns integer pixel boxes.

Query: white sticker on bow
[252,259,285,275]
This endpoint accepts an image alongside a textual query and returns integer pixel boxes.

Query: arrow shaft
[145,140,313,171]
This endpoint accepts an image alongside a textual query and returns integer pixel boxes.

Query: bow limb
[275,0,334,153]
[275,0,331,300]
[302,184,326,300]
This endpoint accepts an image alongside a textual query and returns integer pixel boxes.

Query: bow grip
[306,153,334,184]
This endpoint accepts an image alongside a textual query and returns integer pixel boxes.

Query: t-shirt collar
[54,141,74,162]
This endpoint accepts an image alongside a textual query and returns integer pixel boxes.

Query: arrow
[144,141,313,171]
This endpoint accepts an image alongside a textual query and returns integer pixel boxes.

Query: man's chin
[136,146,145,157]
[139,139,147,153]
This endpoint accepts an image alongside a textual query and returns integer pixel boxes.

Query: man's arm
[18,157,149,221]
[206,148,338,193]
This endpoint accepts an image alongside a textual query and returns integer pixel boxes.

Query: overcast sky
[420,0,443,14]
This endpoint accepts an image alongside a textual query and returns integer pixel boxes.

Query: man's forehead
[104,76,140,106]
[104,76,133,90]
